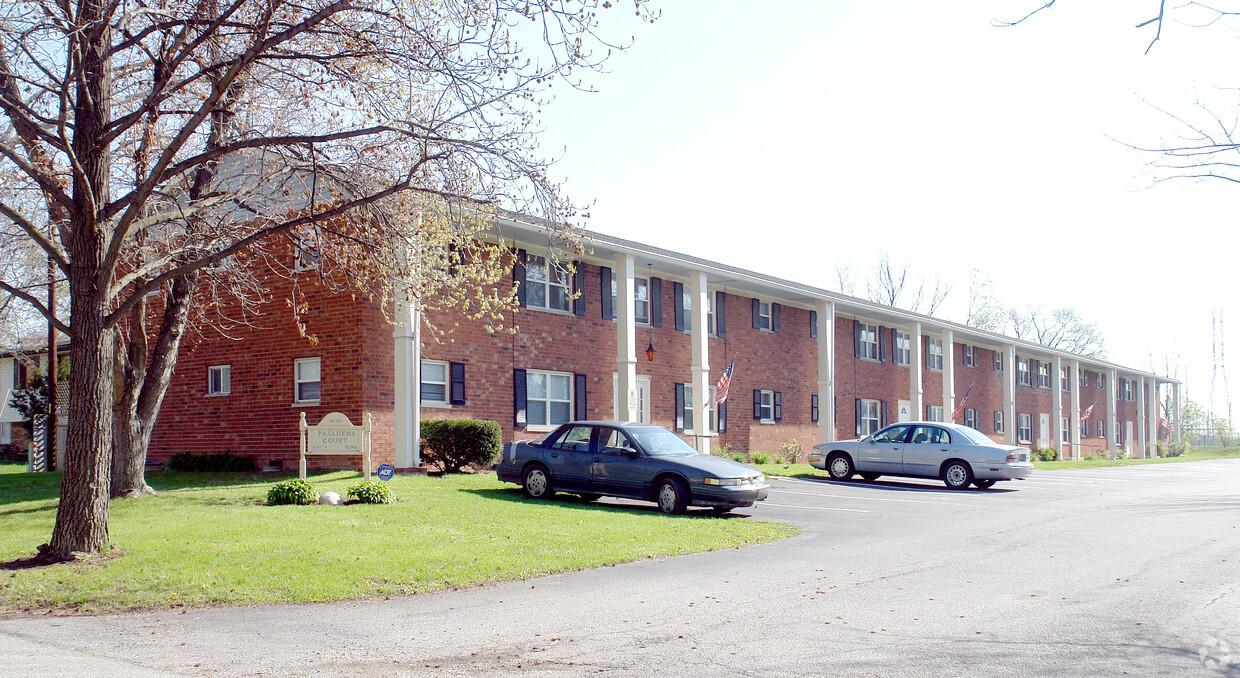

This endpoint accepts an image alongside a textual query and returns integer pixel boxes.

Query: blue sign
[376,463,395,482]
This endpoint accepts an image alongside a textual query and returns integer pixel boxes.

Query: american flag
[1081,403,1095,420]
[951,383,974,421]
[715,357,735,405]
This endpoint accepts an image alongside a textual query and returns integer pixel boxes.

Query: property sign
[299,411,373,480]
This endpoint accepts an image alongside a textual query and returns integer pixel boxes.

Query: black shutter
[891,328,899,363]
[855,398,862,436]
[811,394,819,423]
[772,303,781,333]
[572,262,586,316]
[924,336,932,369]
[753,390,762,419]
[715,291,726,337]
[650,277,663,327]
[450,362,466,405]
[574,373,588,420]
[674,383,685,431]
[774,391,782,421]
[810,310,818,339]
[994,411,1001,433]
[878,325,887,362]
[673,281,685,331]
[513,249,527,307]
[718,402,727,433]
[752,298,761,329]
[513,368,527,427]
[600,266,613,320]
[854,320,862,357]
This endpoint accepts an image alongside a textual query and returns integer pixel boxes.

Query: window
[926,338,943,370]
[524,254,571,313]
[963,345,976,367]
[926,405,944,422]
[706,292,715,336]
[909,425,951,445]
[421,359,448,404]
[634,277,650,324]
[755,300,772,331]
[679,384,717,434]
[963,407,977,429]
[207,365,231,395]
[1080,369,1088,387]
[526,370,573,428]
[894,331,911,365]
[1096,372,1104,389]
[755,389,775,422]
[1062,417,1071,443]
[1017,358,1031,386]
[994,350,1004,371]
[994,411,1004,433]
[293,228,322,271]
[859,399,881,436]
[1098,419,1106,439]
[1061,367,1069,392]
[1017,413,1032,444]
[1037,362,1051,388]
[858,323,879,360]
[294,357,321,403]
[1081,419,1089,437]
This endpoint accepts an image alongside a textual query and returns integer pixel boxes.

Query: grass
[0,470,796,615]
[1,461,27,475]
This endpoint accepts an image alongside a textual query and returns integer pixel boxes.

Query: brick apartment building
[4,214,1181,471]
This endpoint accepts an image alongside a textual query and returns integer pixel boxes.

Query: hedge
[421,419,502,473]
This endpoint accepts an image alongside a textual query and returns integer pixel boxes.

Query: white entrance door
[898,400,912,423]
[613,374,651,423]
[1125,421,1133,456]
[1039,413,1050,449]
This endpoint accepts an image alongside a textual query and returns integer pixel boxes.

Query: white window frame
[859,398,881,436]
[963,345,976,367]
[207,365,231,396]
[963,407,977,429]
[526,369,574,430]
[927,405,944,422]
[294,357,321,404]
[524,254,571,313]
[758,389,775,423]
[756,301,772,331]
[858,323,879,360]
[1080,369,1088,387]
[994,350,1004,371]
[1017,413,1033,444]
[634,277,650,324]
[705,291,715,336]
[1037,362,1051,389]
[680,285,693,332]
[1096,372,1104,389]
[1018,358,1031,386]
[927,338,943,370]
[895,331,911,366]
[1061,367,1069,392]
[1098,419,1106,439]
[420,359,449,406]
[994,410,1004,434]
[682,384,717,435]
[1062,417,1071,443]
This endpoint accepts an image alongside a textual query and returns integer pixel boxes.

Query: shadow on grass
[462,486,747,518]
[0,470,334,510]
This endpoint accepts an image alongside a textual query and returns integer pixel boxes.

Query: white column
[942,329,955,421]
[910,322,923,419]
[1148,379,1160,456]
[690,271,711,454]
[1004,345,1017,445]
[817,300,835,444]
[1137,376,1148,459]
[1107,368,1118,459]
[1053,355,1064,457]
[392,293,421,469]
[615,253,639,421]
[1070,359,1082,461]
[1174,382,1182,443]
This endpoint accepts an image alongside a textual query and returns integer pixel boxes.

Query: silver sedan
[807,421,1034,490]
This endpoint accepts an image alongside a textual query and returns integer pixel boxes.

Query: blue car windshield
[630,427,698,456]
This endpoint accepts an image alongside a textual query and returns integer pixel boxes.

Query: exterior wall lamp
[645,341,656,361]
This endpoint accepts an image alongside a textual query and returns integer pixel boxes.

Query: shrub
[421,419,502,473]
[751,451,771,465]
[1030,448,1059,462]
[168,451,258,473]
[712,443,748,463]
[1166,441,1189,458]
[267,479,319,505]
[348,479,396,504]
[778,440,803,465]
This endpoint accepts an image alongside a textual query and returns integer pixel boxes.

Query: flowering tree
[0,0,656,558]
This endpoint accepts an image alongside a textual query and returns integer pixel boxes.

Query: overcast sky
[533,0,1240,419]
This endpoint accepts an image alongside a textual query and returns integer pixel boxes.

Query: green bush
[267,479,319,505]
[421,419,502,473]
[778,440,802,465]
[348,479,396,504]
[712,443,748,463]
[1166,440,1190,458]
[751,452,771,465]
[168,451,258,473]
[1030,448,1059,462]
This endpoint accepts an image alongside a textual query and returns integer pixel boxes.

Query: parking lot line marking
[771,489,943,504]
[761,502,869,513]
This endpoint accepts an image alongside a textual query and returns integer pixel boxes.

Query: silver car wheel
[943,462,972,490]
[524,467,549,498]
[658,483,677,512]
[829,456,853,480]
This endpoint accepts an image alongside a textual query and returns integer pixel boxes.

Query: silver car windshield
[630,427,698,456]
[954,426,993,445]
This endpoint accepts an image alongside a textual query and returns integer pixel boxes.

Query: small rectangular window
[758,389,774,422]
[1062,417,1071,443]
[860,398,881,436]
[706,292,715,336]
[680,384,717,434]
[1098,419,1106,438]
[926,405,944,422]
[524,254,571,313]
[1017,413,1032,444]
[1096,373,1104,389]
[1037,362,1051,388]
[756,301,772,331]
[963,345,976,367]
[927,338,943,370]
[1080,369,1088,387]
[994,410,1004,433]
[1061,367,1070,392]
[207,365,231,395]
[963,408,977,429]
[634,277,650,324]
[527,370,573,428]
[858,323,879,360]
[421,359,448,404]
[294,357,321,404]
[895,331,911,365]
[994,350,1004,371]
[1018,358,1031,386]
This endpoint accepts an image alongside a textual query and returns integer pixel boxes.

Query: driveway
[2,460,1238,676]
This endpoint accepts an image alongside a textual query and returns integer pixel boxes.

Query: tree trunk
[111,274,195,498]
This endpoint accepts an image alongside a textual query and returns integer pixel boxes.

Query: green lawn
[0,469,795,615]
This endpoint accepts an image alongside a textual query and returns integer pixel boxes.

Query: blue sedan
[495,421,770,514]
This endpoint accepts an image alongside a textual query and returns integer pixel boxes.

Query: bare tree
[996,1,1170,54]
[833,263,857,296]
[0,0,657,558]
[965,268,1006,333]
[863,251,951,316]
[1008,305,1107,357]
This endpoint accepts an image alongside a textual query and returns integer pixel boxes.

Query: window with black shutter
[450,362,466,405]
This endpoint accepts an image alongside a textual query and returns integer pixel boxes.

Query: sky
[531,0,1240,419]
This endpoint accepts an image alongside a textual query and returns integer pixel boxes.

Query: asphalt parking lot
[2,459,1239,677]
